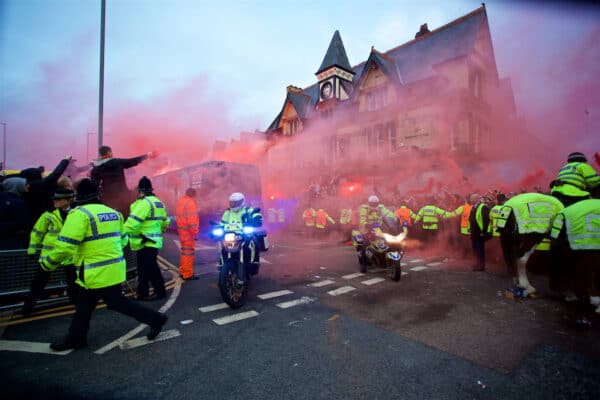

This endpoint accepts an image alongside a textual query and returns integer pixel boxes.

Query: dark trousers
[136,246,165,298]
[471,235,486,269]
[66,284,163,343]
[26,264,77,306]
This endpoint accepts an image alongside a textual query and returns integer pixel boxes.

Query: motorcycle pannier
[255,229,269,252]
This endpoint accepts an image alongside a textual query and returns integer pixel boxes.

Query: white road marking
[119,329,181,350]
[276,296,315,309]
[408,259,424,263]
[308,280,335,287]
[257,290,293,300]
[342,273,365,280]
[199,303,229,313]
[260,257,271,264]
[361,277,385,286]
[96,256,181,355]
[213,310,259,325]
[402,271,408,276]
[426,262,442,267]
[410,266,428,272]
[328,286,356,296]
[0,340,72,355]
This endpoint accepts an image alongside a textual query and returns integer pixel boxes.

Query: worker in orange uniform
[302,206,316,238]
[315,207,336,237]
[175,188,200,280]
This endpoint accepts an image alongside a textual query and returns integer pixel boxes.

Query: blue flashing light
[212,228,224,237]
[243,226,254,234]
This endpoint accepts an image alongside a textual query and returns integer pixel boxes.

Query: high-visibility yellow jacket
[221,207,263,232]
[28,208,73,269]
[125,195,170,251]
[43,204,128,289]
[489,204,503,237]
[556,161,600,194]
[358,204,395,231]
[414,205,447,230]
[339,208,353,225]
[175,195,199,238]
[550,198,600,250]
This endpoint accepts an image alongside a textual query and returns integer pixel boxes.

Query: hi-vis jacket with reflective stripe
[43,204,128,289]
[550,198,600,250]
[489,204,503,237]
[496,193,564,234]
[395,206,415,226]
[414,205,448,230]
[303,208,316,226]
[221,207,263,232]
[358,204,395,231]
[175,195,199,237]
[27,208,73,270]
[125,195,170,251]
[556,161,600,193]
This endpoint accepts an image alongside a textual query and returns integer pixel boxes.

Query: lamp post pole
[98,0,106,149]
[1,122,6,169]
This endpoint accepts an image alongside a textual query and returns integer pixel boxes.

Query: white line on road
[95,256,181,355]
[199,303,229,313]
[260,257,271,264]
[119,329,181,350]
[342,273,365,280]
[361,277,385,286]
[409,266,428,272]
[402,271,408,276]
[0,340,72,355]
[408,259,424,263]
[426,262,442,267]
[308,280,335,287]
[327,286,356,296]
[257,290,294,300]
[213,310,259,325]
[276,296,315,309]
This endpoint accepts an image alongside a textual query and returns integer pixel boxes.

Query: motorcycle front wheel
[219,261,248,308]
[388,259,401,281]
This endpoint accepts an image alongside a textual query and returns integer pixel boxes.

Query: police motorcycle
[209,211,267,309]
[351,216,407,281]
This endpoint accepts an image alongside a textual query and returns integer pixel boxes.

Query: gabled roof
[267,88,316,131]
[353,49,403,91]
[267,5,491,132]
[316,30,354,75]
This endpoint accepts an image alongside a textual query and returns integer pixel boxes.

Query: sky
[1,0,599,169]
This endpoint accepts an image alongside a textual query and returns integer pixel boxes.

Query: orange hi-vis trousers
[178,233,195,278]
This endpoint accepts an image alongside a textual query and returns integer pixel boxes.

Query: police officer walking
[125,176,170,301]
[44,179,167,351]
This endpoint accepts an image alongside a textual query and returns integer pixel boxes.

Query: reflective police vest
[550,198,600,250]
[557,161,600,193]
[221,207,262,233]
[315,209,335,229]
[125,195,170,251]
[496,193,564,234]
[43,204,128,289]
[415,205,446,230]
[359,204,394,230]
[489,204,502,237]
[28,208,73,270]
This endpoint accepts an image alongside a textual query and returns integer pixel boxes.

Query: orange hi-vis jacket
[395,206,413,226]
[315,209,335,229]
[175,195,199,239]
[303,208,316,227]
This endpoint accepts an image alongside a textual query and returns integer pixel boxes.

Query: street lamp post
[1,122,6,169]
[86,132,95,162]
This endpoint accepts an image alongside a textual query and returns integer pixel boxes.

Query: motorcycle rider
[358,195,396,234]
[219,192,264,275]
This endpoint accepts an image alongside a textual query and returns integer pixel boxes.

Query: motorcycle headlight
[243,226,254,234]
[224,233,236,242]
[212,228,224,237]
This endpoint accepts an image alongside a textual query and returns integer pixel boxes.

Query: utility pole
[98,0,106,149]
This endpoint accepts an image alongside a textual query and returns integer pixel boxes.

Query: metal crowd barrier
[0,247,138,298]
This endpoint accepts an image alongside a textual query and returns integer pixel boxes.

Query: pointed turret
[316,30,353,75]
[315,31,355,105]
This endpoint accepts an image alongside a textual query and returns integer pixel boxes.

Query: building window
[366,87,388,111]
[388,121,399,152]
[284,118,301,135]
[470,69,483,99]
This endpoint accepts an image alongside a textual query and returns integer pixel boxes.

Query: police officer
[552,152,600,206]
[44,179,167,351]
[125,176,170,301]
[220,192,263,272]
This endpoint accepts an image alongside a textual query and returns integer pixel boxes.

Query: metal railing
[0,248,138,298]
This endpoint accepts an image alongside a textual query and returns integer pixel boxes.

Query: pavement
[1,231,599,399]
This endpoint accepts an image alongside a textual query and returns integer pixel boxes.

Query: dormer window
[366,87,388,111]
[284,118,301,135]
